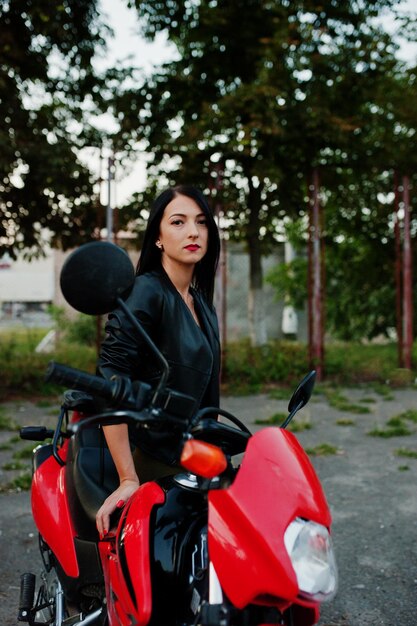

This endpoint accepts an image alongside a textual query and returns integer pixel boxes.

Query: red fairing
[99,481,165,626]
[208,427,331,609]
[31,441,79,578]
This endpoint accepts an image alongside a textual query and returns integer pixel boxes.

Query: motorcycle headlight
[284,518,338,602]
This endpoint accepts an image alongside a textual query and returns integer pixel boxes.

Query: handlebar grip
[45,361,115,400]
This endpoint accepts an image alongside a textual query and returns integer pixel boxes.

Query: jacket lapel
[193,291,220,356]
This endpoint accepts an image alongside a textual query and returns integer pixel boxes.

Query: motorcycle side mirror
[59,241,170,403]
[280,370,316,429]
[60,241,135,315]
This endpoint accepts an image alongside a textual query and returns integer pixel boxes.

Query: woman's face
[157,194,209,269]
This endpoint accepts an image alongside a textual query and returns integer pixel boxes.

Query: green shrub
[1,327,416,401]
[0,327,97,401]
[223,339,308,391]
[66,315,98,346]
[222,339,409,394]
[48,305,98,347]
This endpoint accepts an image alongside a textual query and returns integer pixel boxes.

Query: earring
[156,240,164,251]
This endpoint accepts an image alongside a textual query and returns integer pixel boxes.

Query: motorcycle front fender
[208,427,332,609]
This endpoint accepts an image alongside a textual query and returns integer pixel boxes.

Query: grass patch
[0,434,22,449]
[395,448,417,459]
[0,409,19,432]
[336,418,355,426]
[398,410,417,423]
[35,399,56,408]
[369,426,411,438]
[368,420,412,438]
[371,383,395,400]
[368,411,417,438]
[322,389,371,414]
[0,441,14,451]
[360,397,376,404]
[255,412,287,425]
[398,465,410,471]
[288,420,312,433]
[13,444,35,460]
[305,443,339,456]
[268,387,292,401]
[0,470,32,492]
[2,460,27,471]
[254,412,311,431]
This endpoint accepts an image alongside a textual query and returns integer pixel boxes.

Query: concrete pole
[282,242,298,337]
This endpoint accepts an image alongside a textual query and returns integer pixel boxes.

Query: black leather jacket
[97,268,220,413]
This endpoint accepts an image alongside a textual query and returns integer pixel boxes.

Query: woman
[96,185,221,537]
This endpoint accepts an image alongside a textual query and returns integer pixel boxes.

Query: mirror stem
[116,297,170,405]
[280,400,304,429]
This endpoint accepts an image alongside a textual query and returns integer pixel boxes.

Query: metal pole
[402,175,413,369]
[393,173,403,367]
[106,155,115,242]
[96,148,104,354]
[214,162,227,374]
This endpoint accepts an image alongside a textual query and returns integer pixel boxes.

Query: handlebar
[45,361,197,422]
[45,360,251,457]
[45,361,151,411]
[46,362,114,399]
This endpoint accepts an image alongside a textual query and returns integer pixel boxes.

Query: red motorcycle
[18,242,337,626]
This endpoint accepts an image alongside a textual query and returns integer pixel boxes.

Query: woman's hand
[96,478,140,538]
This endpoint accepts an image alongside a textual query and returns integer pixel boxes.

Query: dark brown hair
[136,185,220,304]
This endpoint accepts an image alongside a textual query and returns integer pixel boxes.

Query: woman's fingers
[96,482,139,538]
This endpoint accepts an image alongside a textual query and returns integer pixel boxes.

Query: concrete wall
[1,244,307,341]
[221,242,307,342]
[0,252,54,304]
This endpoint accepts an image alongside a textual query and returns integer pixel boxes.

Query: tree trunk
[247,181,267,347]
[248,243,267,347]
[308,168,325,380]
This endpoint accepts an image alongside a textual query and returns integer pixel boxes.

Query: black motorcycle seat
[66,425,119,533]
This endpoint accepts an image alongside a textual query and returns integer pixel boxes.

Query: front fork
[200,562,229,626]
[208,562,223,605]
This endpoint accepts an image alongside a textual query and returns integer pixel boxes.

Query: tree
[115,0,412,345]
[0,0,112,258]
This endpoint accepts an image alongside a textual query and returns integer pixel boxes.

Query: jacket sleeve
[97,274,163,383]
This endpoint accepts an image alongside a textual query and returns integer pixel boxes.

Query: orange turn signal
[180,439,227,478]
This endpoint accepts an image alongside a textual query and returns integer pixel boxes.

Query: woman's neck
[162,258,194,298]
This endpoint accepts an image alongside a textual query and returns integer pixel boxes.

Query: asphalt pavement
[1,386,417,625]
